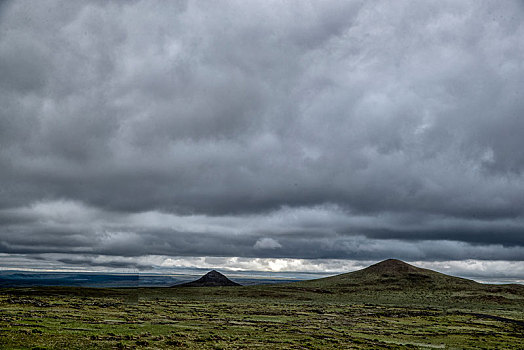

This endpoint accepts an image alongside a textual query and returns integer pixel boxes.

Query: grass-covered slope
[270,259,524,308]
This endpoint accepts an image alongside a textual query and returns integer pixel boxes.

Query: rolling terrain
[1,260,523,349]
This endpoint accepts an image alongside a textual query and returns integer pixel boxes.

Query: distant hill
[296,259,480,291]
[282,259,523,306]
[174,270,241,287]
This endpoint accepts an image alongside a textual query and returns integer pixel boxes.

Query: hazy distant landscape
[0,270,302,288]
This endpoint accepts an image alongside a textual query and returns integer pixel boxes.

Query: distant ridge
[174,270,241,287]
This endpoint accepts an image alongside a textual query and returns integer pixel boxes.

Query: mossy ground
[1,285,522,349]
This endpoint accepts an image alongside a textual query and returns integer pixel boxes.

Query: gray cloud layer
[1,1,524,272]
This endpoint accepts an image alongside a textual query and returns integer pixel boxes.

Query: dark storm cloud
[56,258,151,270]
[1,202,523,263]
[1,0,524,270]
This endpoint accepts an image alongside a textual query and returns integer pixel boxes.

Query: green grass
[1,282,523,349]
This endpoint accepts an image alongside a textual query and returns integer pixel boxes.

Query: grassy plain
[1,261,523,349]
[1,281,523,349]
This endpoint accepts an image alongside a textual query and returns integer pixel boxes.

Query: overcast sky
[1,1,523,281]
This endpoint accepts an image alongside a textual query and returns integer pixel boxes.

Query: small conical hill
[174,270,241,287]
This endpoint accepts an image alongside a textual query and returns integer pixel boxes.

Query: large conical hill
[295,259,479,291]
